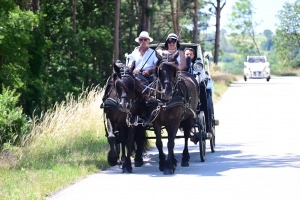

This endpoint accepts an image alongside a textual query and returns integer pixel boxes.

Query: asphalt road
[48,76,300,200]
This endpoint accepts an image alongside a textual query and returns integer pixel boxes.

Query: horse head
[154,50,180,101]
[112,61,149,113]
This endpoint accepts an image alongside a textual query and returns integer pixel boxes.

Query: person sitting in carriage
[156,33,186,71]
[184,47,196,73]
[127,31,158,83]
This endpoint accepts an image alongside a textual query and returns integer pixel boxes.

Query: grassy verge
[272,67,300,76]
[0,71,239,200]
[0,87,110,200]
[211,69,241,103]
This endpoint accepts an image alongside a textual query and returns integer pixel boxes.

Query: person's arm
[178,51,186,71]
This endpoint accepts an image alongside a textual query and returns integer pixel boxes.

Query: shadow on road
[102,142,300,177]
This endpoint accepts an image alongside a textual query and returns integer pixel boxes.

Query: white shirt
[128,47,158,71]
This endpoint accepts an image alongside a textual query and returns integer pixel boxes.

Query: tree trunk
[140,0,151,32]
[175,0,180,35]
[214,0,226,65]
[113,0,120,63]
[31,0,39,14]
[71,0,76,61]
[169,0,178,35]
[214,0,221,64]
[193,0,199,43]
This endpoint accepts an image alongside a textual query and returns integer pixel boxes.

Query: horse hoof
[181,161,189,167]
[163,168,174,175]
[107,154,118,166]
[134,160,144,167]
[159,162,165,171]
[159,165,164,172]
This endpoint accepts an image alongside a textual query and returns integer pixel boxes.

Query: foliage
[226,0,261,57]
[0,1,39,95]
[0,87,30,148]
[220,52,234,62]
[260,29,273,51]
[274,0,300,68]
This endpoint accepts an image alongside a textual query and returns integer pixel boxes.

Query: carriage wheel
[207,93,216,153]
[210,127,215,153]
[199,113,206,162]
[210,102,216,153]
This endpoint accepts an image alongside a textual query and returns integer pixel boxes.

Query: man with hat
[127,31,158,82]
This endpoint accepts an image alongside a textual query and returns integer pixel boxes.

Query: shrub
[0,86,30,149]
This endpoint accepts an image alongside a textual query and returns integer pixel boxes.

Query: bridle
[156,60,178,100]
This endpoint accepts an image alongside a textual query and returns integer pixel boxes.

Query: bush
[0,87,30,149]
[221,53,235,62]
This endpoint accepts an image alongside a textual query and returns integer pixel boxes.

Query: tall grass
[210,65,240,103]
[0,86,110,200]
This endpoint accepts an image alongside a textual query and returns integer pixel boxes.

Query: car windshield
[248,57,265,63]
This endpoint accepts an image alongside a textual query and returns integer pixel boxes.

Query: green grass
[0,86,111,200]
[0,131,110,200]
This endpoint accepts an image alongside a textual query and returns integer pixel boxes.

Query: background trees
[274,0,300,68]
[226,0,260,56]
[1,0,300,148]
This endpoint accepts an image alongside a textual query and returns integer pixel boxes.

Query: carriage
[101,43,219,174]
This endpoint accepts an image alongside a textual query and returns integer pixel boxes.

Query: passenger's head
[184,48,195,61]
[164,33,180,50]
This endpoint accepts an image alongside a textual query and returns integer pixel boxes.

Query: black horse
[111,61,153,173]
[101,61,150,173]
[114,51,199,175]
[145,51,199,174]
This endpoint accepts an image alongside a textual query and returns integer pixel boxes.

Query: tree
[208,0,226,65]
[274,0,300,68]
[169,0,180,35]
[227,0,261,56]
[192,0,199,43]
[113,0,120,62]
[263,29,273,51]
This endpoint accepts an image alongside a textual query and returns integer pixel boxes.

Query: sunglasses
[167,38,177,44]
[139,38,148,42]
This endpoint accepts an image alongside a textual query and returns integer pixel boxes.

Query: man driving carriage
[127,31,158,82]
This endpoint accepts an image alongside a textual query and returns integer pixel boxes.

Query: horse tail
[134,125,151,153]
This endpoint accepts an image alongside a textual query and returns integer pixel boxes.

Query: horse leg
[153,123,166,172]
[164,122,180,175]
[106,119,118,166]
[124,127,136,173]
[181,117,193,167]
[134,125,150,167]
[119,128,128,172]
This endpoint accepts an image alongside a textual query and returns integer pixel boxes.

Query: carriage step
[214,119,219,126]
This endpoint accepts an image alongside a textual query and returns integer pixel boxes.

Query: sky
[208,0,296,34]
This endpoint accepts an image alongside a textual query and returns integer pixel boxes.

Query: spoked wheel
[198,112,206,162]
[207,92,215,153]
[210,127,215,153]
